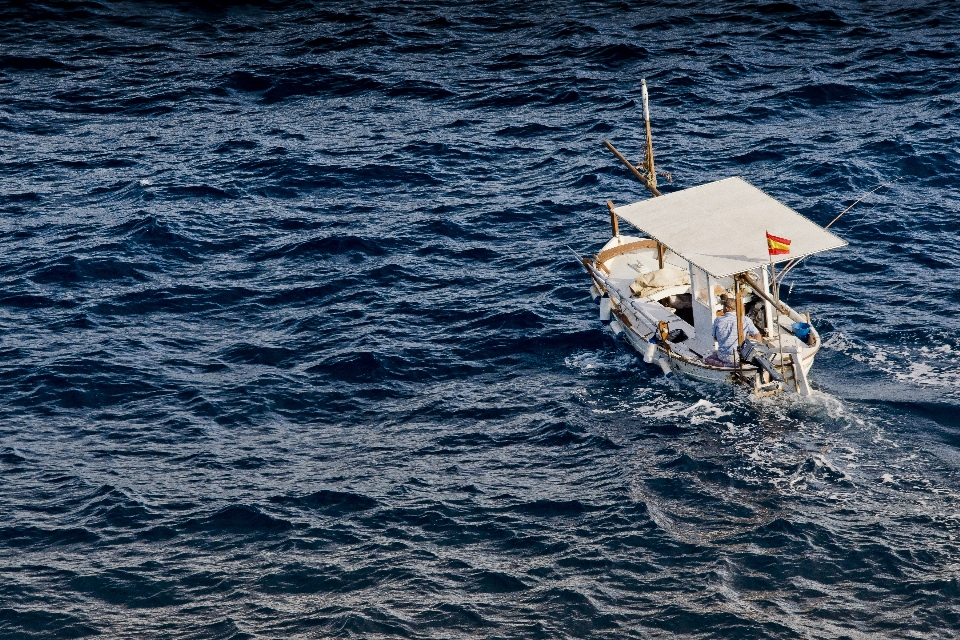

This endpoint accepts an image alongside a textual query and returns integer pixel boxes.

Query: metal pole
[776,177,902,281]
[769,254,786,380]
[769,254,778,306]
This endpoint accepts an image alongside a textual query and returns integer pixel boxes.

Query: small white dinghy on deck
[582,81,847,397]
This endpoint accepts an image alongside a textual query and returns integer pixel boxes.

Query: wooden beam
[603,140,663,197]
[596,239,659,264]
[606,200,619,238]
[738,272,789,317]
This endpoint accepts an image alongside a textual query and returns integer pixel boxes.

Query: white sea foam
[825,331,960,397]
[677,398,732,424]
[564,350,636,373]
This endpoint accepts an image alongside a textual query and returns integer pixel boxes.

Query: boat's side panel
[669,355,736,383]
[615,308,736,383]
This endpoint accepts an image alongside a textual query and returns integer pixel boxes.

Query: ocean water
[2,1,960,638]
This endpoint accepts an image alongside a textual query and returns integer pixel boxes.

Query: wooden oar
[737,272,806,324]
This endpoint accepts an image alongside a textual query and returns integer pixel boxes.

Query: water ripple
[1,1,960,638]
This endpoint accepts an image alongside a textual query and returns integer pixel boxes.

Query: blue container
[791,322,812,341]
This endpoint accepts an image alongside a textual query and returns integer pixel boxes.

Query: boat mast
[602,79,662,198]
[641,79,657,193]
[640,80,665,268]
[601,79,665,266]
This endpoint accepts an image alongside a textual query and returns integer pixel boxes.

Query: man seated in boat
[705,296,762,367]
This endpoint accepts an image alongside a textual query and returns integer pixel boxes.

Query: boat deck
[597,235,811,367]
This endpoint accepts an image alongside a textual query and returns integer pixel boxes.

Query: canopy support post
[606,200,619,240]
[760,267,774,337]
[735,279,746,369]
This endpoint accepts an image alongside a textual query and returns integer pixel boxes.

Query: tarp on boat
[612,177,848,278]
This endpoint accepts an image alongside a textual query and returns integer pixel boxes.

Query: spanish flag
[766,231,791,256]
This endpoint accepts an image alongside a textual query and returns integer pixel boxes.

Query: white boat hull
[586,235,820,396]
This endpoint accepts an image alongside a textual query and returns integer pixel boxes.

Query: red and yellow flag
[766,231,791,256]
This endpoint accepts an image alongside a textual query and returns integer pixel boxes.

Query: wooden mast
[641,79,664,269]
[602,80,665,267]
[601,80,662,198]
[641,79,658,194]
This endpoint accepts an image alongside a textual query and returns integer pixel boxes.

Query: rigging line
[774,177,902,283]
[840,209,881,234]
[824,176,903,230]
[826,198,882,236]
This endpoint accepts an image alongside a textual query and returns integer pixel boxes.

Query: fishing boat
[582,80,847,396]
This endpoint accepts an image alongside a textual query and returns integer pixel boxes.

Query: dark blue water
[2,2,960,638]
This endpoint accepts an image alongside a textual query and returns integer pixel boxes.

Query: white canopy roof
[613,177,848,278]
